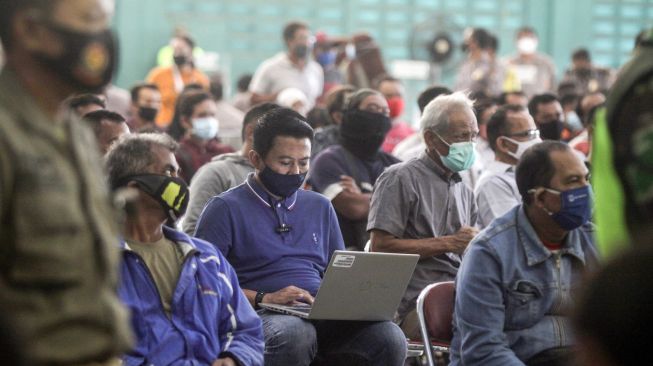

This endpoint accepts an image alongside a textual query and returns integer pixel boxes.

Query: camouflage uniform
[0,68,131,365]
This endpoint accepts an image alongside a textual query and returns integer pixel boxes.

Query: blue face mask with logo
[542,185,593,230]
[435,133,476,172]
[191,117,219,140]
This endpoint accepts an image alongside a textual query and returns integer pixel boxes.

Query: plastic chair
[416,281,455,366]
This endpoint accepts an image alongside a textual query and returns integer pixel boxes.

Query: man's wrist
[254,290,266,309]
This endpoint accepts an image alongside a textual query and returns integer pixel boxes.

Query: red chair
[416,281,455,366]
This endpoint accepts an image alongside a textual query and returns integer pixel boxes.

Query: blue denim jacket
[450,205,599,365]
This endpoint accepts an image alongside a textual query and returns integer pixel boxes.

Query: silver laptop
[260,250,419,321]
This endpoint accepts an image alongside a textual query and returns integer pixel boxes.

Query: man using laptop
[195,108,407,366]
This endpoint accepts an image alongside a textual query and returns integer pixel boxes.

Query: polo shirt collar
[245,173,298,210]
[419,151,462,183]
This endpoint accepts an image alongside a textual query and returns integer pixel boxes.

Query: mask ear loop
[499,136,517,156]
[528,187,555,216]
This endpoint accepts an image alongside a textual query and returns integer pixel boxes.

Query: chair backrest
[418,281,455,343]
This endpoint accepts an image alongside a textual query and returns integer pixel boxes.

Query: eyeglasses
[507,129,540,140]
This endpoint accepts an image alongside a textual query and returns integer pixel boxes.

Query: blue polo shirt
[194,173,345,295]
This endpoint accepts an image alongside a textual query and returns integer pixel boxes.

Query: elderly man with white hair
[367,91,480,340]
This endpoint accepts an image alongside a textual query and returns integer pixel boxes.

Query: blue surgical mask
[541,185,593,230]
[258,166,306,198]
[566,111,583,132]
[191,117,219,140]
[435,133,476,172]
[317,50,337,67]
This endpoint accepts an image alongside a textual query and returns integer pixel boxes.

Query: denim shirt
[450,205,599,366]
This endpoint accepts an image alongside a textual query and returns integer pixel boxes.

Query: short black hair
[557,81,578,98]
[417,85,452,113]
[253,107,313,159]
[182,83,204,94]
[0,0,55,50]
[283,21,308,43]
[470,28,492,50]
[560,93,580,108]
[498,91,526,106]
[209,75,224,101]
[130,83,159,103]
[488,33,499,52]
[83,109,126,134]
[528,93,559,118]
[473,97,497,125]
[572,48,591,62]
[237,74,253,93]
[67,93,106,110]
[487,104,526,151]
[306,107,331,129]
[516,140,570,205]
[242,102,280,142]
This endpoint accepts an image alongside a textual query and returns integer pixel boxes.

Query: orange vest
[146,66,210,127]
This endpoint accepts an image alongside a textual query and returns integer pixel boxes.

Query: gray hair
[420,91,475,134]
[105,133,178,189]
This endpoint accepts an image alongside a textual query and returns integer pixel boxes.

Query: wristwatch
[254,290,266,309]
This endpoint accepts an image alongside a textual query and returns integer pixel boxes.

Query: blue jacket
[450,206,600,365]
[118,226,264,366]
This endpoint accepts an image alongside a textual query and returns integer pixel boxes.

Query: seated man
[310,89,399,250]
[83,109,130,155]
[106,133,264,366]
[475,104,541,228]
[195,108,406,366]
[451,141,600,366]
[368,92,479,340]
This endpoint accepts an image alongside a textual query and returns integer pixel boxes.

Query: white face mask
[345,43,356,59]
[517,37,538,54]
[191,117,219,140]
[503,136,542,160]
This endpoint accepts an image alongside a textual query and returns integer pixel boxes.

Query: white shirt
[474,160,521,228]
[249,52,324,109]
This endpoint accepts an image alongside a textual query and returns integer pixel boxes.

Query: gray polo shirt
[367,152,477,320]
[183,153,254,235]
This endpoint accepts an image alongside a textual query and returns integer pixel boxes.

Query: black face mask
[539,120,564,140]
[258,166,306,198]
[340,109,392,160]
[293,44,309,59]
[138,106,158,122]
[173,55,188,66]
[114,174,189,223]
[576,68,592,78]
[34,22,117,94]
